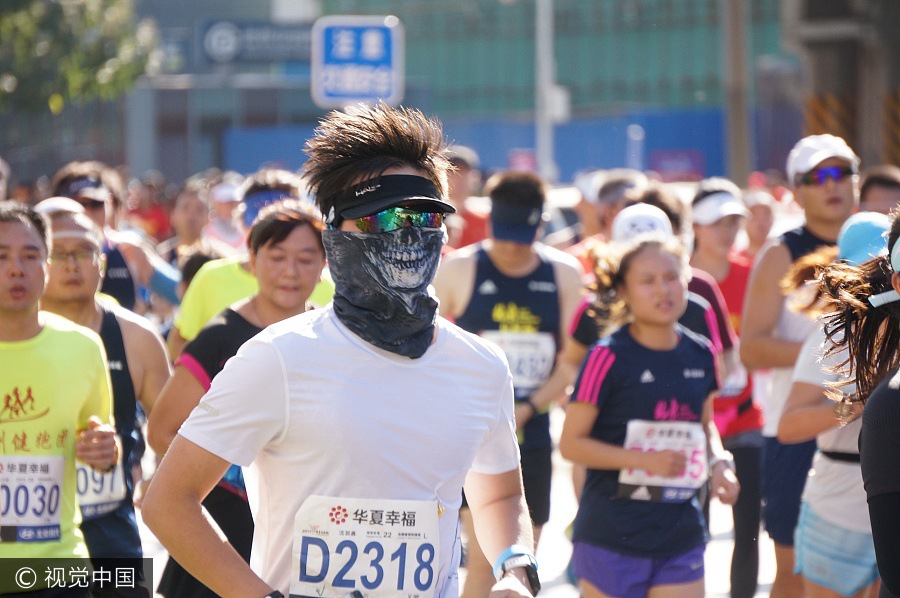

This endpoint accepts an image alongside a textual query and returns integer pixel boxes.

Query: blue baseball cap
[490,202,543,244]
[241,189,293,228]
[838,211,890,266]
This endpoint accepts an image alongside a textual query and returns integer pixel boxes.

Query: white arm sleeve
[179,336,288,467]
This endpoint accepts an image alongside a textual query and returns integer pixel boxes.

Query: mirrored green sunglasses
[352,207,444,233]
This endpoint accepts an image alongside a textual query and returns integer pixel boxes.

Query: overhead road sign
[311,15,404,109]
[203,21,313,64]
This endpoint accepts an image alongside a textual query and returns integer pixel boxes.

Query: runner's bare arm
[739,241,803,370]
[523,359,579,423]
[142,435,273,598]
[146,366,206,456]
[166,326,188,361]
[464,468,535,597]
[558,339,591,404]
[433,247,477,319]
[525,258,584,418]
[121,314,172,416]
[703,392,740,504]
[559,402,686,477]
[777,381,860,444]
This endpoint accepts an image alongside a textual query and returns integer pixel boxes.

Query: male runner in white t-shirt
[143,103,538,598]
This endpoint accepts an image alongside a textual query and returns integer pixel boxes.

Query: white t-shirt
[761,300,817,436]
[179,306,521,596]
[791,325,870,533]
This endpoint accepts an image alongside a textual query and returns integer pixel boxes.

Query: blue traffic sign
[311,15,405,109]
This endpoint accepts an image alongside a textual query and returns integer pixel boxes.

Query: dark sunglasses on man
[796,165,857,187]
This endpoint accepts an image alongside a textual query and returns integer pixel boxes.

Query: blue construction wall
[223,125,318,175]
[224,106,802,183]
[443,108,726,181]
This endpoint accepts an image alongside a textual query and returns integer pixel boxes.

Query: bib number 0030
[0,455,65,542]
[1,483,61,519]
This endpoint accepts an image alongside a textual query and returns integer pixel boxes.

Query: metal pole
[721,0,752,185]
[535,0,558,182]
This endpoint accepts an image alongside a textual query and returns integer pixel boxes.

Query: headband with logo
[324,175,455,225]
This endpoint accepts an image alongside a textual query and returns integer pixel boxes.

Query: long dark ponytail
[820,206,900,401]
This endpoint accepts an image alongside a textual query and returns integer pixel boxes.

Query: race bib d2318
[0,455,65,543]
[616,420,707,503]
[76,461,127,520]
[291,496,441,598]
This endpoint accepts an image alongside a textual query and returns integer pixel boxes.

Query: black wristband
[264,591,284,598]
[500,553,541,595]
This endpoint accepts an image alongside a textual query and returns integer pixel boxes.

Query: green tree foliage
[0,0,160,114]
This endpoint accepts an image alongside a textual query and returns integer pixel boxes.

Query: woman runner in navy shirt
[560,234,739,598]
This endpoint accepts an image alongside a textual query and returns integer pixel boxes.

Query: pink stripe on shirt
[703,304,723,354]
[568,297,591,337]
[175,353,212,391]
[577,347,616,405]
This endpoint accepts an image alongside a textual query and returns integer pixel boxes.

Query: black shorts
[761,436,816,546]
[461,445,553,527]
[521,446,552,526]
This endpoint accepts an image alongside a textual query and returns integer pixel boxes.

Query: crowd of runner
[2,103,900,598]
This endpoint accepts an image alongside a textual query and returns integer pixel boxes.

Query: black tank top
[779,226,832,262]
[79,306,143,561]
[98,306,138,495]
[455,246,560,451]
[101,244,137,311]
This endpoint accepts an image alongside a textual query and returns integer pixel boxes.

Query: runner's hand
[76,416,119,471]
[514,402,534,432]
[489,571,534,597]
[641,449,687,477]
[711,462,740,505]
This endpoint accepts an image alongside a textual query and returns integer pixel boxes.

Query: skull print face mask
[322,225,445,358]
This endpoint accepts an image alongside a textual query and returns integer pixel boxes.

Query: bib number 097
[299,537,435,592]
[76,466,118,496]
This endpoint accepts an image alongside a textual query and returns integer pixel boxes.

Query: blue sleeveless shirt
[455,246,560,451]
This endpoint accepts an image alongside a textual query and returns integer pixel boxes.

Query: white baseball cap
[211,182,240,203]
[611,203,673,243]
[786,134,859,186]
[573,170,605,204]
[743,189,775,209]
[691,192,750,225]
[34,197,87,215]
